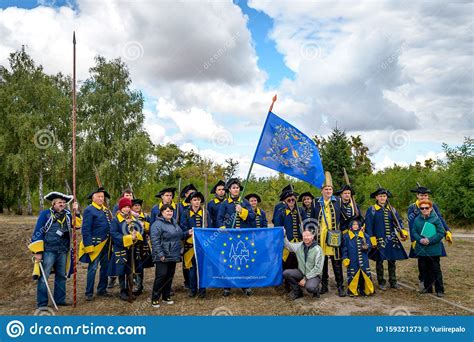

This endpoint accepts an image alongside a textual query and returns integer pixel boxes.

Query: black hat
[131,198,143,206]
[180,184,198,198]
[184,191,205,203]
[297,191,315,202]
[280,190,299,201]
[245,193,261,203]
[225,178,242,191]
[410,185,431,194]
[210,180,226,194]
[370,187,392,198]
[87,187,111,200]
[280,184,292,196]
[348,215,365,228]
[335,184,355,196]
[155,187,176,198]
[44,191,73,203]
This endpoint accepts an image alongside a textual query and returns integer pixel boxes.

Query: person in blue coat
[79,187,113,301]
[216,178,256,297]
[313,172,345,297]
[178,183,197,219]
[272,184,292,224]
[274,189,302,271]
[29,192,81,309]
[179,191,209,298]
[411,199,446,297]
[342,217,375,297]
[407,185,451,290]
[245,193,268,228]
[207,180,226,228]
[298,192,316,221]
[130,198,153,295]
[217,178,256,229]
[365,187,409,290]
[150,187,177,224]
[108,197,144,301]
[335,185,362,233]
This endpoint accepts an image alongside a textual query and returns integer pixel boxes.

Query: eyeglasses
[286,199,295,203]
[420,207,430,210]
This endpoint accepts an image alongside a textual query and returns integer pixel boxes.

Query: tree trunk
[39,167,44,212]
[16,183,22,215]
[26,183,33,215]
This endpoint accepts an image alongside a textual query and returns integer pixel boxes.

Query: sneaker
[151,300,160,308]
[390,283,401,289]
[288,291,303,300]
[419,288,432,294]
[242,288,252,297]
[436,292,444,298]
[96,291,112,297]
[162,298,174,305]
[223,289,230,297]
[379,283,388,291]
[85,295,93,301]
[320,285,328,294]
[188,291,196,298]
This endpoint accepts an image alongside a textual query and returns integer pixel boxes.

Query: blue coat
[365,204,408,261]
[408,202,448,257]
[412,211,446,257]
[108,212,144,276]
[150,201,177,224]
[272,202,286,224]
[216,197,256,228]
[29,209,79,254]
[274,205,302,241]
[254,208,268,228]
[79,202,112,263]
[150,217,189,263]
[207,198,224,228]
[342,230,374,296]
[338,198,362,232]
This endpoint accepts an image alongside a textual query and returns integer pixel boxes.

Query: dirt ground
[0,215,472,316]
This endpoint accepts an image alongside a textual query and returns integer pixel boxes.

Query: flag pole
[231,95,277,228]
[71,31,78,308]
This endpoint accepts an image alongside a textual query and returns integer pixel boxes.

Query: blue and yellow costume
[342,220,374,297]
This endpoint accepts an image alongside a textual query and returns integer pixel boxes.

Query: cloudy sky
[1,0,472,177]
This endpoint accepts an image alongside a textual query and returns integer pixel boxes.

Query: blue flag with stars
[253,111,325,188]
[193,227,284,288]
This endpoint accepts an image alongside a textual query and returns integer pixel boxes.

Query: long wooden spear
[71,31,78,308]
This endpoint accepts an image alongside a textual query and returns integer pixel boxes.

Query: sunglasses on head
[420,207,430,210]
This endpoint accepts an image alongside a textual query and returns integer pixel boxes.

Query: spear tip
[73,31,76,44]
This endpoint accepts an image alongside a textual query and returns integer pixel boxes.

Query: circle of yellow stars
[222,235,256,270]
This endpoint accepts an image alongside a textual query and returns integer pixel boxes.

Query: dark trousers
[321,256,344,288]
[418,256,444,293]
[376,260,397,286]
[152,261,176,301]
[189,257,205,295]
[283,269,320,295]
[283,252,298,270]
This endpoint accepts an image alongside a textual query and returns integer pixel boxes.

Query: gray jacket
[284,238,324,279]
[150,216,189,263]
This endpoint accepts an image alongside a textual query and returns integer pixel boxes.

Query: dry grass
[0,215,472,316]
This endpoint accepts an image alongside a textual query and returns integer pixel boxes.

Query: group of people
[28,172,452,310]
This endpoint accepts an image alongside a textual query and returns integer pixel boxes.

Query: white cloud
[374,156,409,171]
